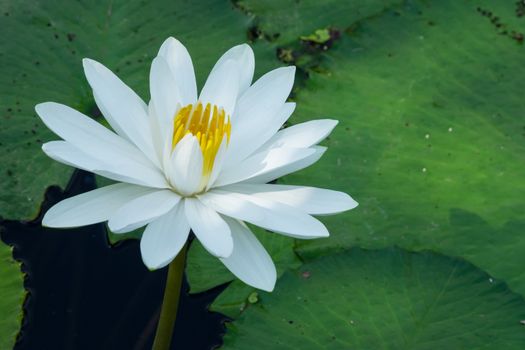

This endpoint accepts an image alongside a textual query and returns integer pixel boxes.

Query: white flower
[36,37,357,292]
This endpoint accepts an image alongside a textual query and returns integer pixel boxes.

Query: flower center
[172,102,231,178]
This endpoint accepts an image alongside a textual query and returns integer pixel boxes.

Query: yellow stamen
[172,102,231,181]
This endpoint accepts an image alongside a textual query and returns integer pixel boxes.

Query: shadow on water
[0,170,229,350]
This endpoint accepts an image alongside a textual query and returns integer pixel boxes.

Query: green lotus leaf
[0,242,24,348]
[222,248,525,349]
[278,0,525,296]
[238,0,403,45]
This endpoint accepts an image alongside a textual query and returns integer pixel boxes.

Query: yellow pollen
[172,102,231,179]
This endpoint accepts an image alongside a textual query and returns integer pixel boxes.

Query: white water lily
[37,37,357,292]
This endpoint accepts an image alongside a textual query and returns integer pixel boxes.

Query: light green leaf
[222,248,525,349]
[300,29,331,44]
[277,0,525,296]
[210,279,255,318]
[0,242,24,348]
[238,0,403,45]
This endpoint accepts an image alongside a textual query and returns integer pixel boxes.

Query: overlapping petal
[150,56,182,135]
[82,58,158,165]
[140,202,190,270]
[242,146,327,184]
[220,217,276,292]
[200,190,329,239]
[157,37,197,106]
[223,66,296,168]
[37,37,357,292]
[199,59,240,116]
[223,102,296,167]
[42,141,168,188]
[260,119,339,151]
[215,147,317,187]
[43,183,155,228]
[221,183,358,215]
[209,44,254,94]
[185,198,233,258]
[36,102,163,171]
[168,134,203,196]
[108,190,181,233]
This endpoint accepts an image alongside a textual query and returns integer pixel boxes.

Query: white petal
[199,59,239,116]
[224,67,296,167]
[42,141,99,169]
[197,191,264,223]
[168,134,203,195]
[42,141,169,188]
[220,218,276,292]
[224,102,296,168]
[214,147,316,187]
[200,191,328,239]
[93,91,127,138]
[222,183,358,215]
[149,56,182,133]
[210,44,254,94]
[83,58,157,163]
[35,102,160,170]
[161,114,176,177]
[108,190,181,233]
[236,66,295,120]
[42,183,154,228]
[140,202,190,270]
[261,119,338,151]
[244,146,327,184]
[147,101,165,165]
[184,198,232,258]
[158,37,197,106]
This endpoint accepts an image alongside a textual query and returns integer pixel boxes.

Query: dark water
[0,171,228,350]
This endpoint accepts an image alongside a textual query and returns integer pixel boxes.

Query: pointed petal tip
[41,214,53,228]
[247,263,277,292]
[216,244,234,259]
[159,36,187,55]
[41,142,51,152]
[82,58,105,77]
[41,210,69,229]
[257,280,276,293]
[82,57,95,69]
[141,251,172,271]
[238,43,254,56]
[317,225,330,238]
[142,248,173,271]
[339,192,359,211]
[313,146,328,158]
[327,118,339,126]
[315,118,339,135]
[143,259,163,271]
[163,36,180,46]
[82,58,99,78]
[276,65,296,79]
[34,102,49,115]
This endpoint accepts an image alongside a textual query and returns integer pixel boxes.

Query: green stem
[152,244,188,350]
